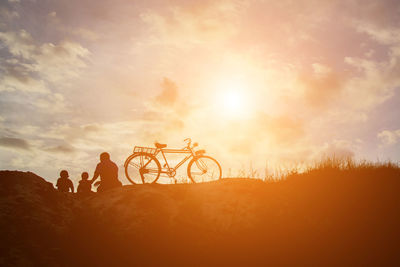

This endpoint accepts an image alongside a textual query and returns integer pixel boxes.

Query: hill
[1,165,400,266]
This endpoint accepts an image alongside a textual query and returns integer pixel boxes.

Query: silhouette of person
[77,172,92,194]
[56,170,74,193]
[90,152,122,192]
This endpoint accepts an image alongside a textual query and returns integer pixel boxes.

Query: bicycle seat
[155,142,167,149]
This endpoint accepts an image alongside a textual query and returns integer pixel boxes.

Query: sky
[0,0,399,183]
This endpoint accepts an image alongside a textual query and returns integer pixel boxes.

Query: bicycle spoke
[129,162,141,169]
[197,159,207,171]
[189,156,221,183]
[125,153,161,184]
[143,158,155,168]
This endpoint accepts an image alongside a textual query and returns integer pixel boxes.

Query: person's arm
[90,165,100,184]
[70,180,74,193]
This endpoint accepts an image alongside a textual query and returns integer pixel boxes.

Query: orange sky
[0,0,399,183]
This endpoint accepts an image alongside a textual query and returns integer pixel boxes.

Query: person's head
[60,170,69,178]
[81,172,89,180]
[100,152,110,163]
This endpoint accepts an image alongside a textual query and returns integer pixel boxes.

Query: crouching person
[56,170,74,193]
[90,152,122,193]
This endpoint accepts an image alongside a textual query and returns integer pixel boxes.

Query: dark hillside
[0,171,78,266]
[1,166,400,266]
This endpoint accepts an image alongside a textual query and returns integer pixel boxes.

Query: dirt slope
[1,169,400,266]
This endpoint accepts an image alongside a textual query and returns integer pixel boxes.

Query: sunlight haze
[0,0,399,183]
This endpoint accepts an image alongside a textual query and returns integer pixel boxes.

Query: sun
[222,90,244,113]
[216,79,250,119]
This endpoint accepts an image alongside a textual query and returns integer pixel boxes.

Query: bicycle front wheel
[125,153,161,184]
[187,155,222,183]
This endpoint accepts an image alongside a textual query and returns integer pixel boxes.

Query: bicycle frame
[154,148,194,175]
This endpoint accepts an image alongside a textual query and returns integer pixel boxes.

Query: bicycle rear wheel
[187,155,222,183]
[125,153,161,184]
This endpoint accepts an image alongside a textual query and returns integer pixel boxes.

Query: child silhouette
[56,170,74,193]
[77,172,92,194]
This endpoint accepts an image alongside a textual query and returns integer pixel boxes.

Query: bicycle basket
[133,146,157,155]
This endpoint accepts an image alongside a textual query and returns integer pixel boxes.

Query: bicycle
[124,138,222,184]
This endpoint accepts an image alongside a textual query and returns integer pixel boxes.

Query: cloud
[378,129,400,145]
[354,21,400,45]
[318,139,358,159]
[32,41,90,83]
[139,0,242,48]
[221,112,305,156]
[70,28,100,41]
[44,143,76,154]
[343,56,399,111]
[0,30,35,59]
[136,77,190,134]
[0,63,48,93]
[0,136,30,150]
[341,1,400,119]
[33,93,67,113]
[0,29,90,92]
[155,77,178,106]
[347,0,400,40]
[312,63,332,76]
[0,6,19,22]
[262,115,305,146]
[0,28,90,120]
[298,64,345,108]
[82,123,101,132]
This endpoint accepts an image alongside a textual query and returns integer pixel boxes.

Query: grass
[234,157,400,182]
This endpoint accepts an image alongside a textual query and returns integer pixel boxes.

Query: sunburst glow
[215,78,251,119]
[222,90,245,113]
